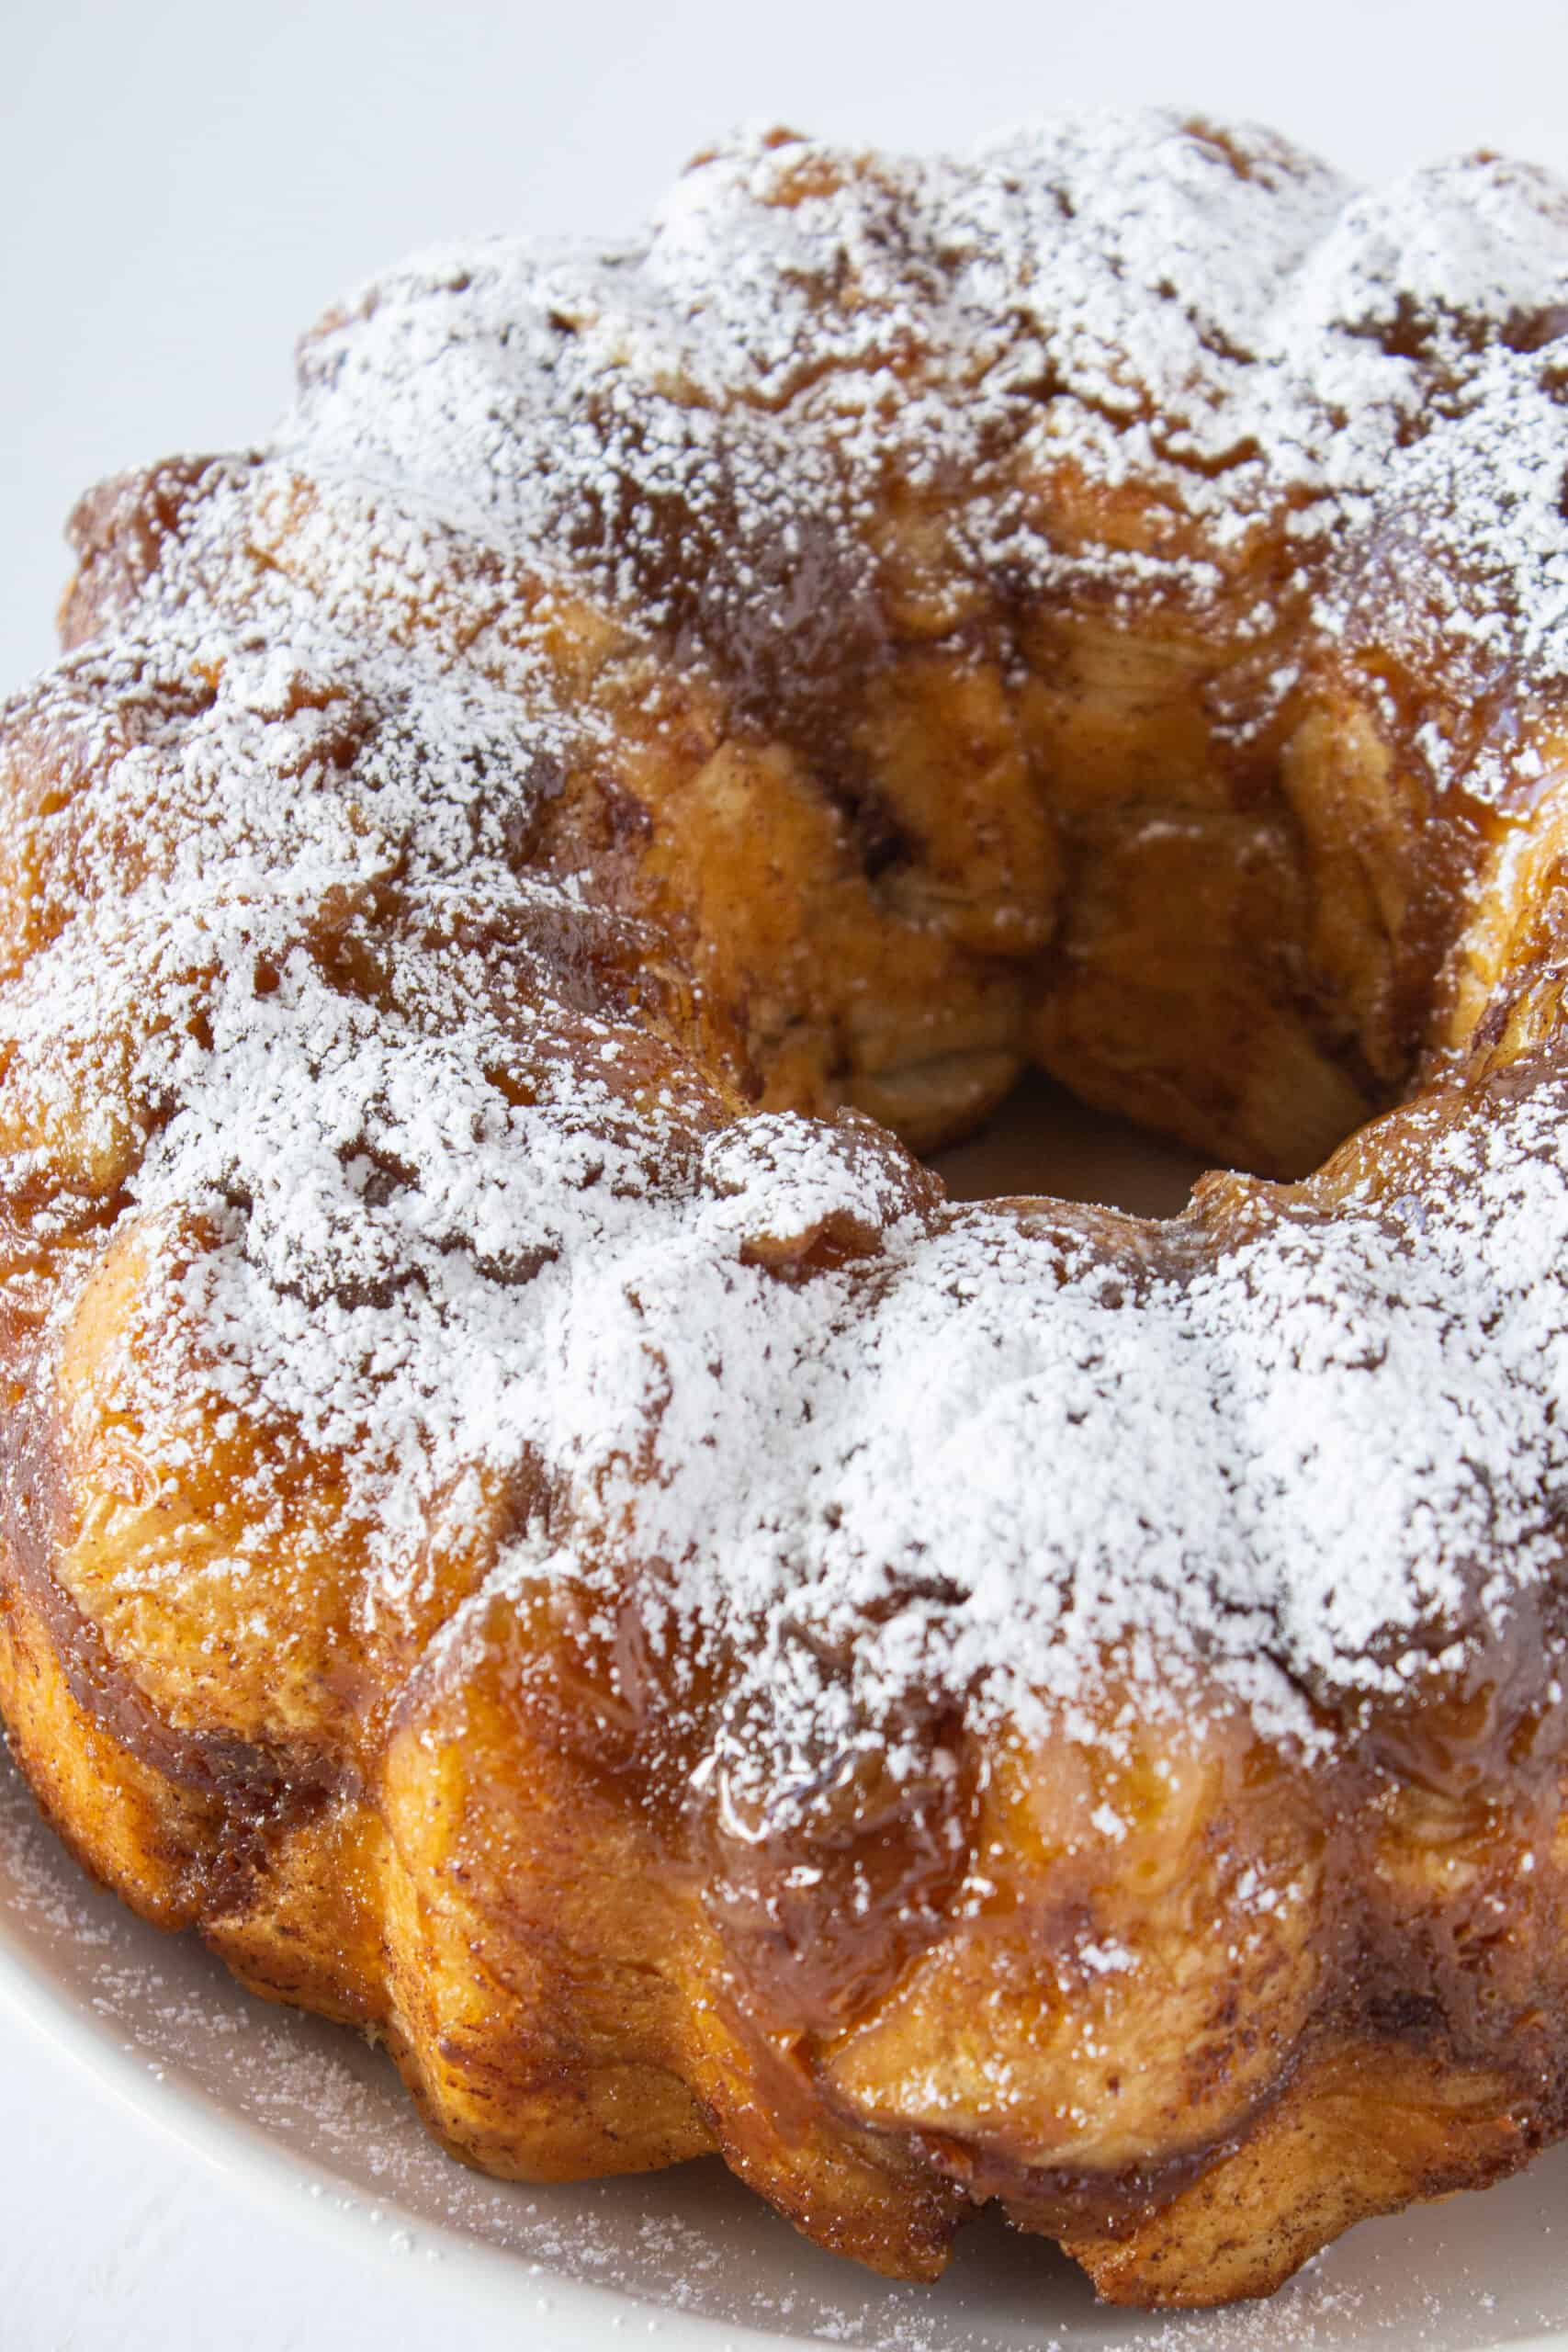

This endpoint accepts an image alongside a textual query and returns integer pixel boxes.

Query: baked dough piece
[6,112,1568,2308]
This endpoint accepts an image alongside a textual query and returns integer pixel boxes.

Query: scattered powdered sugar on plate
[7,107,1568,1808]
[4,1741,1566,2348]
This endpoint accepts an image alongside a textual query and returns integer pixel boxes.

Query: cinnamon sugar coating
[7,111,1568,2305]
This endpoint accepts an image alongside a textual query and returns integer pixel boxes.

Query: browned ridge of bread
[7,111,1568,2308]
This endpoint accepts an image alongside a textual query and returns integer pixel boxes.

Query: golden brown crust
[9,114,1568,2312]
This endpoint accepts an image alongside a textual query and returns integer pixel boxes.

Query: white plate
[6,1748,1566,2352]
[4,1089,1567,2352]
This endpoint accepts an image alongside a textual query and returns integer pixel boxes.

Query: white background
[5,1,1568,2343]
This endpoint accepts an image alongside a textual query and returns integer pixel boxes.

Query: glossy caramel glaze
[7,114,1568,2310]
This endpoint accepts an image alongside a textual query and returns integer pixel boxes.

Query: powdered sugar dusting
[287,113,1568,771]
[7,109,1568,1806]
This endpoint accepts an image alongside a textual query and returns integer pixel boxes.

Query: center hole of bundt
[810,619,1427,1213]
[930,1071,1207,1218]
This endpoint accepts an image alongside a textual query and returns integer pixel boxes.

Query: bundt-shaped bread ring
[9,110,1568,2309]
